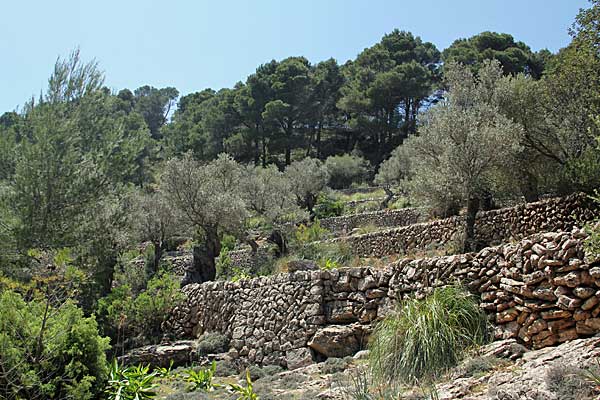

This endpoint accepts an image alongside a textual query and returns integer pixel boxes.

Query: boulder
[308,324,365,358]
[118,340,197,368]
[287,260,319,273]
[285,347,314,370]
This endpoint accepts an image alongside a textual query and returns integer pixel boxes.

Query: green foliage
[295,220,330,244]
[369,285,490,385]
[0,289,110,400]
[196,332,230,356]
[97,270,183,349]
[229,369,259,400]
[184,361,218,391]
[285,158,330,216]
[442,31,547,77]
[221,234,237,251]
[313,194,345,219]
[105,360,158,400]
[324,154,370,189]
[298,241,354,270]
[585,191,600,260]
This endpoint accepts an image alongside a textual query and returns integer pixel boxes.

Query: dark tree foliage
[442,31,550,78]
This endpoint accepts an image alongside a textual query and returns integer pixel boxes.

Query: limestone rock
[308,324,364,358]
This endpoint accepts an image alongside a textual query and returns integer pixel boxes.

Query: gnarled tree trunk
[463,196,480,253]
[182,225,220,286]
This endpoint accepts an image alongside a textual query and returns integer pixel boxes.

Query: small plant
[156,360,176,379]
[184,361,218,391]
[320,258,340,270]
[229,369,259,399]
[105,359,158,400]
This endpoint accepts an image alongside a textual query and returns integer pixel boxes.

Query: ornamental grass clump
[369,285,490,385]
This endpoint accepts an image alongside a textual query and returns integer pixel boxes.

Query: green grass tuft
[369,285,490,385]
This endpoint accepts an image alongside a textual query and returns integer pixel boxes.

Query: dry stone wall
[165,226,600,368]
[335,193,596,258]
[319,208,423,233]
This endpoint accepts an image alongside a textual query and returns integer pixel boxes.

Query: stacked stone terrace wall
[319,208,423,233]
[336,193,596,258]
[166,225,600,368]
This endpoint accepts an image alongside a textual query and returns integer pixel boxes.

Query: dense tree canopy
[442,31,551,78]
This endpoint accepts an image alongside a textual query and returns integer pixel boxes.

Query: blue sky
[0,0,589,112]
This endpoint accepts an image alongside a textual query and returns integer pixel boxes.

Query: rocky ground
[150,336,600,400]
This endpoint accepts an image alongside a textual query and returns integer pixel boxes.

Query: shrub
[456,356,506,378]
[369,285,490,385]
[545,363,596,400]
[97,270,183,350]
[0,290,110,400]
[295,220,330,244]
[584,190,600,260]
[324,154,370,189]
[196,332,230,355]
[321,357,353,374]
[313,194,345,219]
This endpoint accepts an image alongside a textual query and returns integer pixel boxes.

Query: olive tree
[241,164,305,254]
[284,158,329,220]
[160,153,247,285]
[131,190,182,276]
[374,145,413,209]
[402,61,522,251]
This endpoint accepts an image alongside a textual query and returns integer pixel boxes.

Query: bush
[0,290,110,400]
[585,190,600,260]
[313,194,345,219]
[196,332,230,355]
[545,363,596,400]
[97,270,183,350]
[369,285,490,385]
[321,357,353,374]
[324,154,370,189]
[295,220,330,244]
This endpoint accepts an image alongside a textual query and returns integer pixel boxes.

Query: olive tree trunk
[182,225,221,286]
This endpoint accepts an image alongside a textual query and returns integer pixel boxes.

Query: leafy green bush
[324,154,370,189]
[97,270,183,350]
[313,194,345,219]
[221,234,238,251]
[369,285,490,385]
[196,332,230,355]
[105,360,158,400]
[0,290,110,400]
[295,220,330,244]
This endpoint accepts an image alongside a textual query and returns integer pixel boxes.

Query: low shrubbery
[97,269,183,352]
[196,332,230,355]
[0,289,110,400]
[324,154,371,190]
[369,285,490,385]
[313,194,345,219]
